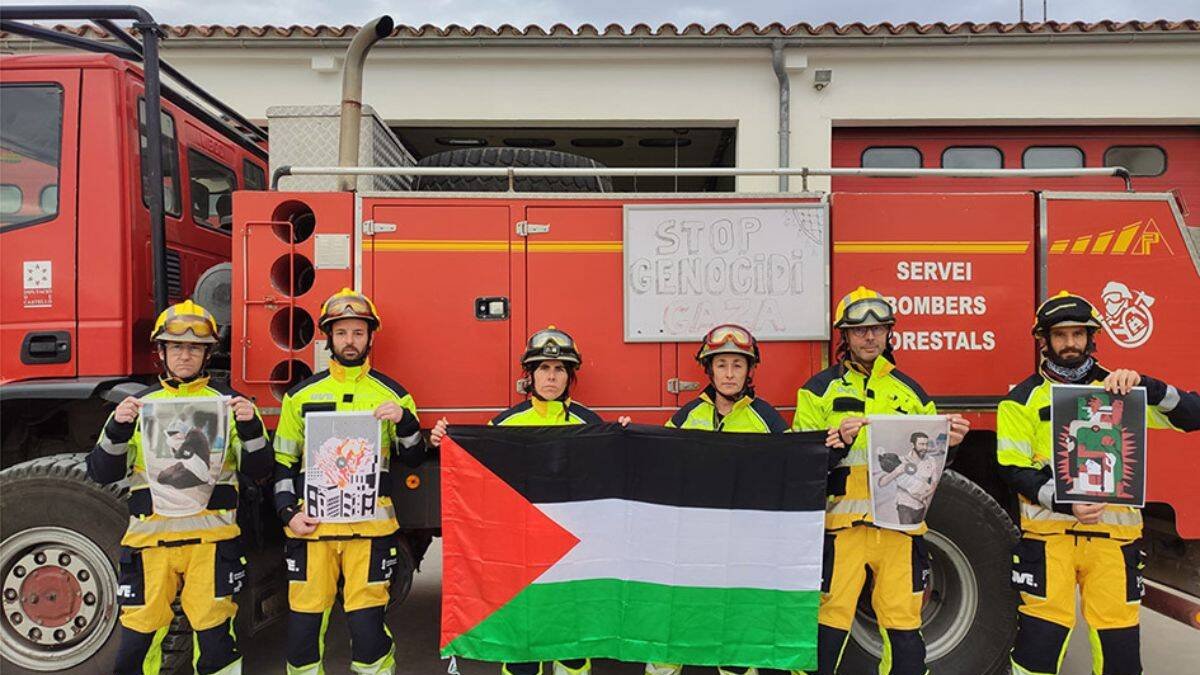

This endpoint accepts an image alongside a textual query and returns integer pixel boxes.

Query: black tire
[0,454,191,674]
[839,470,1019,675]
[414,147,612,193]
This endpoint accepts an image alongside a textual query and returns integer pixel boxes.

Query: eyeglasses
[840,298,894,326]
[846,325,890,337]
[164,342,207,354]
[161,315,215,338]
[704,324,754,349]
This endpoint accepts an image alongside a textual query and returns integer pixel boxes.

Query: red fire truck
[2,9,1197,675]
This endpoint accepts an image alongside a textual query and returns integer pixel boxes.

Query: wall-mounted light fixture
[813,69,832,91]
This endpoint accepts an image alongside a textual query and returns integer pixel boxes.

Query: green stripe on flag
[442,578,819,671]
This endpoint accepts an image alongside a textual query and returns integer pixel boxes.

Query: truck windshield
[0,84,63,231]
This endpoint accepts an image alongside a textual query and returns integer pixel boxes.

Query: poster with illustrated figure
[141,396,229,517]
[303,411,382,522]
[867,415,950,531]
[1051,385,1147,507]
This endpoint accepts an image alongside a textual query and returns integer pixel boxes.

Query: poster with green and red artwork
[1051,384,1147,507]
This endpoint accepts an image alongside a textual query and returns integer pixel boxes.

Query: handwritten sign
[623,203,829,341]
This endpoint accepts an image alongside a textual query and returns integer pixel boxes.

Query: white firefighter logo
[1100,281,1155,348]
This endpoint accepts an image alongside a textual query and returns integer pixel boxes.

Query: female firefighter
[431,326,628,675]
[644,322,790,675]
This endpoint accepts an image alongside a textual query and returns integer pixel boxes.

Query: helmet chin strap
[326,329,373,367]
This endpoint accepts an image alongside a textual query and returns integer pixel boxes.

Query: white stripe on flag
[533,498,824,592]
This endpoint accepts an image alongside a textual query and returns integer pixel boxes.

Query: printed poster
[867,415,950,531]
[140,396,229,517]
[303,411,382,522]
[1051,385,1147,507]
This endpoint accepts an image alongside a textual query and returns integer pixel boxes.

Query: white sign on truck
[623,203,830,342]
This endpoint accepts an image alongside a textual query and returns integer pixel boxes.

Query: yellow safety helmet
[151,300,219,344]
[834,286,896,329]
[1033,291,1102,335]
[318,288,381,332]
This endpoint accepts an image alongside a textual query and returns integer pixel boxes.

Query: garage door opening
[393,125,736,193]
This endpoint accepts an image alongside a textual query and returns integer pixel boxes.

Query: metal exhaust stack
[337,15,395,192]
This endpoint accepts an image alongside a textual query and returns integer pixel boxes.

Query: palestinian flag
[440,423,829,671]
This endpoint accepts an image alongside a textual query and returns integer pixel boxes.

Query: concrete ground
[244,539,1200,674]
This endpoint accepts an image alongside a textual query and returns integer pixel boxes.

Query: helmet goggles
[837,297,895,328]
[160,315,216,339]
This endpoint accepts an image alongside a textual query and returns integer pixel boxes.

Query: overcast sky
[16,0,1200,27]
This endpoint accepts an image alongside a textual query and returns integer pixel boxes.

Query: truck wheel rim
[1,527,119,671]
[849,528,979,661]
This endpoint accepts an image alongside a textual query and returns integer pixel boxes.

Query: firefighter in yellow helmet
[430,326,620,675]
[792,287,970,675]
[273,289,427,675]
[87,300,272,674]
[1000,292,1200,675]
[646,323,789,675]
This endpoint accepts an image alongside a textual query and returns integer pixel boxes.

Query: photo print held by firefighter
[1051,384,1148,507]
[140,396,229,516]
[867,415,950,529]
[303,411,383,522]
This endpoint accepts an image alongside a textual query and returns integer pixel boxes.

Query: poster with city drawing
[867,415,950,531]
[141,396,229,517]
[1051,385,1147,507]
[303,411,382,522]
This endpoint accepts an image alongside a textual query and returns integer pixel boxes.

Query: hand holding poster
[867,415,950,530]
[303,411,383,522]
[1051,385,1147,507]
[141,396,229,517]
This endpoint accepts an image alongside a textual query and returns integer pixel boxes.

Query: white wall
[156,40,1200,192]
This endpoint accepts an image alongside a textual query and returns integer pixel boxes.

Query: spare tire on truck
[0,454,190,674]
[838,470,1019,675]
[414,147,612,193]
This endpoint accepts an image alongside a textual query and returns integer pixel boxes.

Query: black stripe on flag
[446,423,829,511]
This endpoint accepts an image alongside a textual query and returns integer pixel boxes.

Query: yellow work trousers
[1009,532,1144,675]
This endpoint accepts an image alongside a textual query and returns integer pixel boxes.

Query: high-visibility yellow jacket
[87,376,272,548]
[273,359,424,540]
[792,357,936,533]
[490,397,603,427]
[668,385,789,433]
[997,362,1200,540]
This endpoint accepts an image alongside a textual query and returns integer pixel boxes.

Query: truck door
[1041,192,1200,536]
[363,200,514,419]
[521,204,667,411]
[0,70,80,381]
[830,193,1037,401]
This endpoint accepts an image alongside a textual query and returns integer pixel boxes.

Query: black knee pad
[504,661,542,675]
[722,668,750,674]
[883,628,926,675]
[815,624,850,675]
[113,627,156,675]
[558,659,588,669]
[346,605,391,665]
[287,611,326,668]
[195,619,240,674]
[1096,625,1142,675]
[1011,613,1071,674]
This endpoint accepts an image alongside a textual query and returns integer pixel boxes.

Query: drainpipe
[771,40,790,192]
[337,15,395,192]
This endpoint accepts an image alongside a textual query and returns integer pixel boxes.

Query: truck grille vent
[166,249,183,301]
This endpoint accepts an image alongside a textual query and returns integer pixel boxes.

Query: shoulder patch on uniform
[670,398,705,428]
[285,371,331,399]
[889,369,932,406]
[491,400,533,426]
[1004,373,1044,405]
[568,402,604,425]
[801,366,840,396]
[366,371,411,399]
[749,398,789,433]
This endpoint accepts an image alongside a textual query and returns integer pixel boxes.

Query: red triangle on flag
[439,435,580,649]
